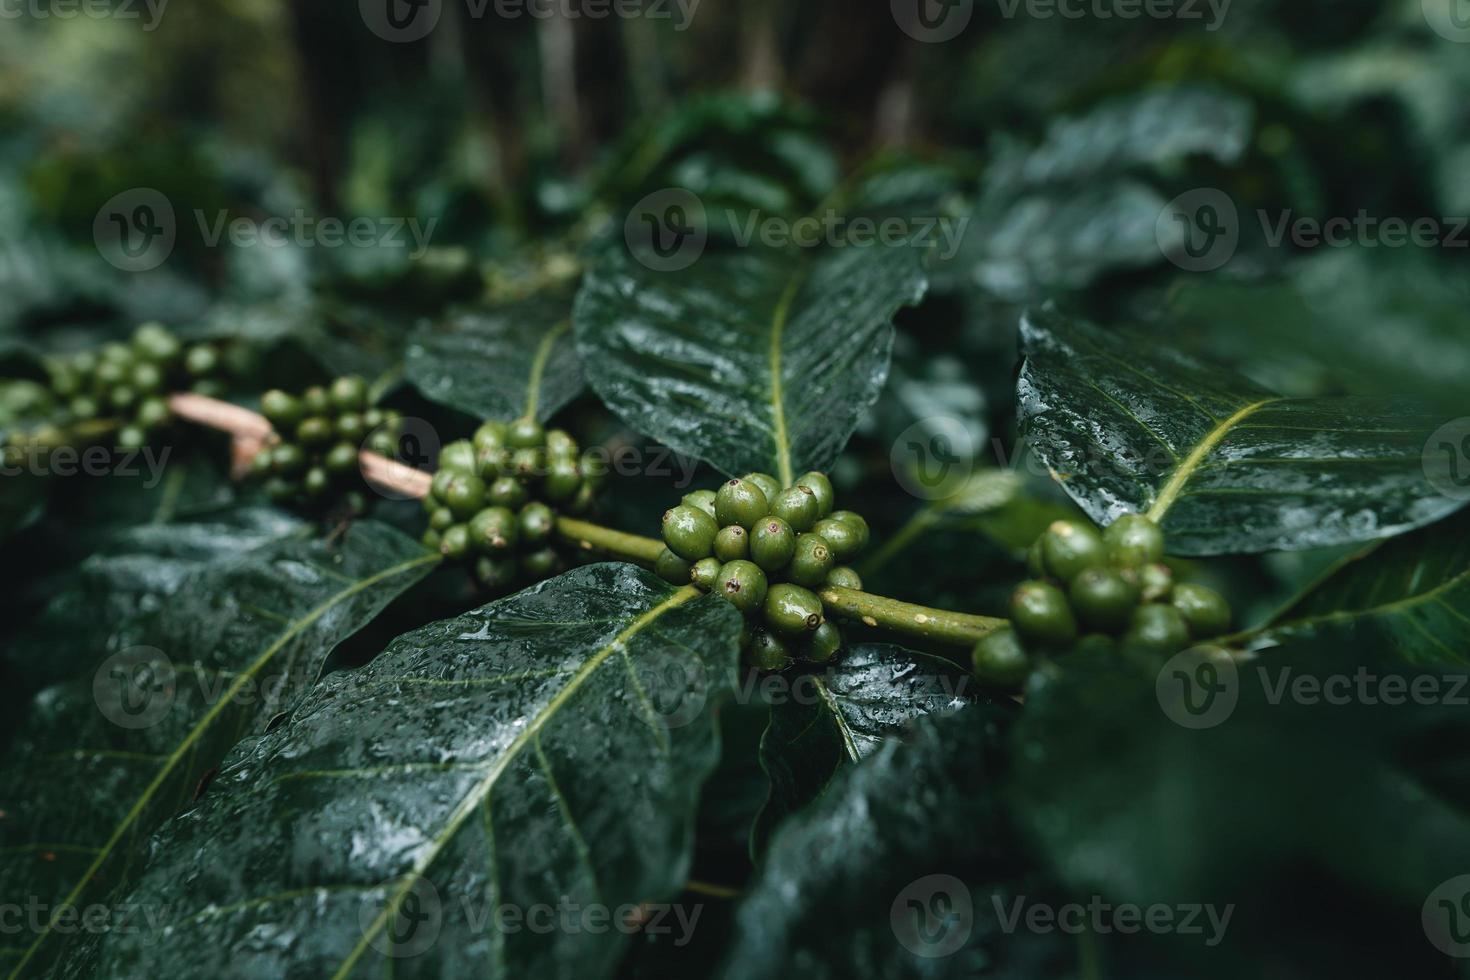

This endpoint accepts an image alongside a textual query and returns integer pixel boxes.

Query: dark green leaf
[78,564,743,979]
[1250,508,1470,664]
[0,520,437,978]
[1017,306,1465,555]
[406,293,584,423]
[752,645,976,853]
[574,242,926,484]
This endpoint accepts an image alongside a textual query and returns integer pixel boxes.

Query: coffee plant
[3,4,1470,978]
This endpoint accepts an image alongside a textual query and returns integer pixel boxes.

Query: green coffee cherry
[795,471,834,518]
[521,548,559,579]
[132,323,180,362]
[545,429,577,456]
[429,507,456,532]
[336,413,365,442]
[296,417,334,447]
[741,472,782,503]
[747,630,792,671]
[330,375,368,411]
[1124,603,1191,654]
[803,621,844,663]
[825,566,862,590]
[271,442,306,474]
[109,386,136,411]
[302,386,331,416]
[971,628,1031,687]
[506,417,544,449]
[713,525,749,563]
[473,421,507,453]
[440,524,473,560]
[717,560,768,614]
[1069,567,1139,633]
[750,517,796,572]
[1171,583,1231,638]
[469,506,518,554]
[663,504,719,561]
[184,344,219,377]
[825,511,869,552]
[324,442,358,474]
[763,583,824,637]
[475,556,519,591]
[303,467,331,498]
[421,528,442,551]
[116,425,146,450]
[477,446,507,480]
[135,397,169,430]
[430,469,458,503]
[1139,563,1174,603]
[656,547,694,585]
[1026,540,1046,578]
[787,533,834,588]
[682,490,717,518]
[769,485,820,533]
[691,557,722,591]
[442,473,487,520]
[811,517,864,562]
[518,502,555,544]
[1039,520,1107,583]
[543,456,582,502]
[1105,514,1165,568]
[1010,581,1078,647]
[440,440,477,474]
[489,476,527,509]
[131,362,163,393]
[715,478,769,531]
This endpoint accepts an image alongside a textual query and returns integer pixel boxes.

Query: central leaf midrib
[1146,397,1281,522]
[766,262,811,487]
[336,584,700,979]
[525,318,571,420]
[6,550,441,980]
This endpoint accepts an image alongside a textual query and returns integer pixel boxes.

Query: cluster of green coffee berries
[252,376,400,510]
[420,417,603,591]
[655,471,870,671]
[972,514,1233,686]
[6,323,225,450]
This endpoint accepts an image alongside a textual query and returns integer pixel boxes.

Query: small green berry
[518,502,555,544]
[109,386,137,411]
[763,583,824,637]
[116,425,146,450]
[130,362,163,393]
[296,417,334,447]
[787,533,834,588]
[134,397,170,430]
[506,417,544,449]
[303,466,331,498]
[713,525,749,563]
[662,504,719,561]
[430,469,458,503]
[1010,581,1078,647]
[825,566,863,590]
[691,557,723,591]
[741,472,782,503]
[266,477,298,503]
[477,446,507,480]
[543,455,582,502]
[184,344,219,377]
[509,447,543,479]
[473,421,507,453]
[1171,583,1231,638]
[366,430,397,456]
[795,471,835,517]
[132,323,180,362]
[1027,540,1046,578]
[1105,514,1166,568]
[421,529,442,551]
[568,483,597,515]
[545,429,577,456]
[1069,567,1139,633]
[69,396,99,421]
[429,507,456,532]
[769,485,820,533]
[1039,520,1108,583]
[489,476,528,510]
[718,560,769,614]
[474,556,519,590]
[469,506,519,554]
[803,621,844,664]
[715,478,769,531]
[682,490,717,518]
[192,379,226,399]
[1139,563,1174,603]
[336,413,366,442]
[324,442,358,474]
[746,630,792,671]
[656,547,694,585]
[750,516,796,572]
[249,449,274,478]
[443,473,487,519]
[301,386,331,416]
[1124,603,1192,654]
[811,517,864,562]
[330,376,368,412]
[971,628,1031,687]
[271,443,306,475]
[439,440,477,474]
[521,548,559,579]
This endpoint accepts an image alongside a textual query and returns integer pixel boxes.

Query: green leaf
[75,564,742,979]
[0,520,437,978]
[725,711,1062,979]
[574,242,927,485]
[1017,306,1465,555]
[406,292,585,423]
[752,645,976,853]
[1250,508,1470,665]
